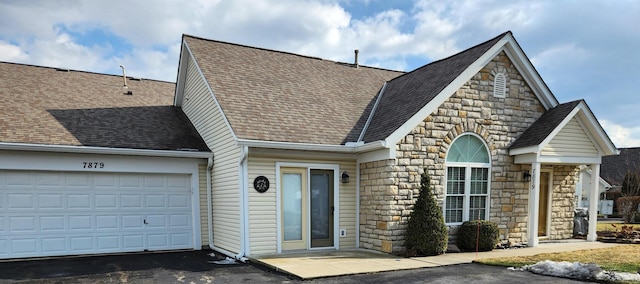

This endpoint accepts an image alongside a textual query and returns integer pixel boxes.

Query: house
[174,31,617,256]
[0,30,618,260]
[0,62,212,259]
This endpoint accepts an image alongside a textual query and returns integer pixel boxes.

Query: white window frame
[444,133,491,225]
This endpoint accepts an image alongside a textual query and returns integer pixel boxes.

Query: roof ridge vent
[55,67,70,72]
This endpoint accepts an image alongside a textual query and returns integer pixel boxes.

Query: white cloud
[600,120,640,148]
[0,41,28,62]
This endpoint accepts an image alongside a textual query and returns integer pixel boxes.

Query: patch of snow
[512,260,640,282]
[208,257,238,265]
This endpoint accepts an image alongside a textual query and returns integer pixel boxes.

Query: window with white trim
[445,134,491,224]
[493,72,506,98]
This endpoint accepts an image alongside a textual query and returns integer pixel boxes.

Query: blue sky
[0,0,638,147]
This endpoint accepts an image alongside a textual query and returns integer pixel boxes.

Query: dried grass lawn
[476,244,640,273]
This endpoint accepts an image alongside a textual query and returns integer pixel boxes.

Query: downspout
[237,146,249,261]
[206,156,214,249]
[355,162,361,248]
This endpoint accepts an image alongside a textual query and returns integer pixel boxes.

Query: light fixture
[522,170,531,182]
[341,171,350,183]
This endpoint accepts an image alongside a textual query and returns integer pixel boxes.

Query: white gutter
[0,142,212,159]
[206,156,214,250]
[236,139,386,153]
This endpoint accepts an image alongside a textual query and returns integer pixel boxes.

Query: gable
[542,117,598,157]
[360,32,508,143]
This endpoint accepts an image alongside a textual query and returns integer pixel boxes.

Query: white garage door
[0,170,194,259]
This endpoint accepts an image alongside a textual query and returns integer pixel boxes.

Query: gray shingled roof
[184,35,404,145]
[509,100,582,150]
[360,32,509,142]
[601,147,640,186]
[0,62,209,151]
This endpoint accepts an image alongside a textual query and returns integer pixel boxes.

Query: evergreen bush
[404,169,448,256]
[456,220,499,252]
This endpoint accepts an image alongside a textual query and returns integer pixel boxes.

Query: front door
[538,172,550,237]
[280,168,335,251]
[310,169,334,248]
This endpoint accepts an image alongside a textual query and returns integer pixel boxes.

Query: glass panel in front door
[310,169,334,248]
[281,168,307,250]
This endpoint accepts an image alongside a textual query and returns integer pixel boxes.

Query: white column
[587,164,600,241]
[527,162,541,247]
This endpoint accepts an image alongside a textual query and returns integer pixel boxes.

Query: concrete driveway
[0,249,591,284]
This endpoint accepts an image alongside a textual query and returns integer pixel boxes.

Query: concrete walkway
[252,241,624,280]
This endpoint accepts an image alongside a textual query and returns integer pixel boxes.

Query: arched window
[445,134,491,224]
[493,72,506,98]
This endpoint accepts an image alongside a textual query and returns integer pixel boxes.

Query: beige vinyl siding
[247,153,357,256]
[181,55,242,254]
[542,117,598,157]
[198,163,209,247]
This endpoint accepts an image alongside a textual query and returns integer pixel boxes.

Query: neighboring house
[600,147,640,188]
[0,62,212,259]
[0,30,618,261]
[576,167,611,212]
[175,30,617,257]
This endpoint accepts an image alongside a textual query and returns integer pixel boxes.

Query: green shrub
[404,169,448,256]
[456,220,499,252]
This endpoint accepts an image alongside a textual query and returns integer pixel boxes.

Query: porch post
[527,162,541,247]
[587,164,600,241]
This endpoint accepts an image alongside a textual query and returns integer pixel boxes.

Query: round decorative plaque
[253,176,270,193]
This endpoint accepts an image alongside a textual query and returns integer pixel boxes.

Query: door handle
[143,219,148,225]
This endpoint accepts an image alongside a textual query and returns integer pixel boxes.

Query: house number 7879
[83,162,105,169]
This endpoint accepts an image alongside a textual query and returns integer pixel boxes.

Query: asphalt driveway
[0,250,591,283]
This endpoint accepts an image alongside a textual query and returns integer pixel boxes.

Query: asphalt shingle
[0,62,209,151]
[509,100,582,150]
[184,35,404,145]
[360,32,509,142]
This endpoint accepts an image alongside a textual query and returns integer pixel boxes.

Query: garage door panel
[6,172,32,187]
[146,195,166,208]
[69,215,92,230]
[68,194,91,208]
[40,216,65,231]
[96,215,118,229]
[146,215,166,227]
[66,172,92,188]
[8,194,34,209]
[70,236,93,251]
[42,237,66,252]
[171,233,191,246]
[10,216,36,231]
[168,195,189,208]
[122,215,145,229]
[37,173,63,187]
[120,175,142,188]
[0,170,195,259]
[97,236,119,250]
[11,238,37,254]
[39,194,64,209]
[95,194,117,208]
[123,235,144,249]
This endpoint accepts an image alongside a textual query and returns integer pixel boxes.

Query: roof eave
[236,138,387,153]
[0,142,212,159]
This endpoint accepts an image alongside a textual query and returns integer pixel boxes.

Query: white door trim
[275,162,340,253]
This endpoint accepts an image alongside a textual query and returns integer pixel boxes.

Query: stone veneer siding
[359,52,577,254]
[549,165,580,239]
